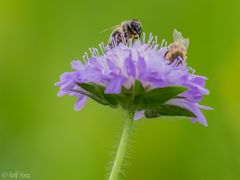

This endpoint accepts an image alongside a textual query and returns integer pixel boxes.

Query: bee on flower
[165,29,189,65]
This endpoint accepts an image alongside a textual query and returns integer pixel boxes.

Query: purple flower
[55,30,212,126]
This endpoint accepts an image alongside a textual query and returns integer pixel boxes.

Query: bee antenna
[100,25,118,34]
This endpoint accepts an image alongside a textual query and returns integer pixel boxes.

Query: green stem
[108,108,135,180]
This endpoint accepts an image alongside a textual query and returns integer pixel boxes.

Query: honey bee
[107,19,142,48]
[165,29,189,65]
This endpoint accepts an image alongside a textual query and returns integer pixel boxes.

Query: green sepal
[145,104,196,118]
[76,83,118,108]
[132,80,145,105]
[76,82,195,119]
[137,86,187,109]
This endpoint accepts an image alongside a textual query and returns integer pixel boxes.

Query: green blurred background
[1,0,240,179]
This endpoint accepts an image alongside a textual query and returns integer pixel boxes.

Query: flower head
[55,30,211,126]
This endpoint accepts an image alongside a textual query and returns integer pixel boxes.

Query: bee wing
[100,25,120,33]
[182,38,190,49]
[173,29,184,42]
[173,29,189,49]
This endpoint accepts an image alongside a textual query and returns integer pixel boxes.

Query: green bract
[76,80,196,118]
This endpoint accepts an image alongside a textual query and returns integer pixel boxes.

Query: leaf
[76,83,118,107]
[133,80,145,105]
[76,83,189,115]
[116,94,132,110]
[140,86,187,108]
[133,80,145,97]
[93,84,118,106]
[145,104,196,118]
[77,90,110,106]
[116,86,133,110]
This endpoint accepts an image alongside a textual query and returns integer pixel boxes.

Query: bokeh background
[1,0,240,179]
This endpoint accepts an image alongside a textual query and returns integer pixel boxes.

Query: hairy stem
[108,109,135,180]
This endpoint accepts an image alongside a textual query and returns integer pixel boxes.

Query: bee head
[130,20,142,37]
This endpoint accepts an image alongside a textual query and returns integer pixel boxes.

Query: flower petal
[105,76,127,94]
[134,110,145,120]
[74,96,88,111]
[125,54,136,77]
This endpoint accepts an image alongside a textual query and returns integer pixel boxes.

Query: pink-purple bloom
[55,30,211,126]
